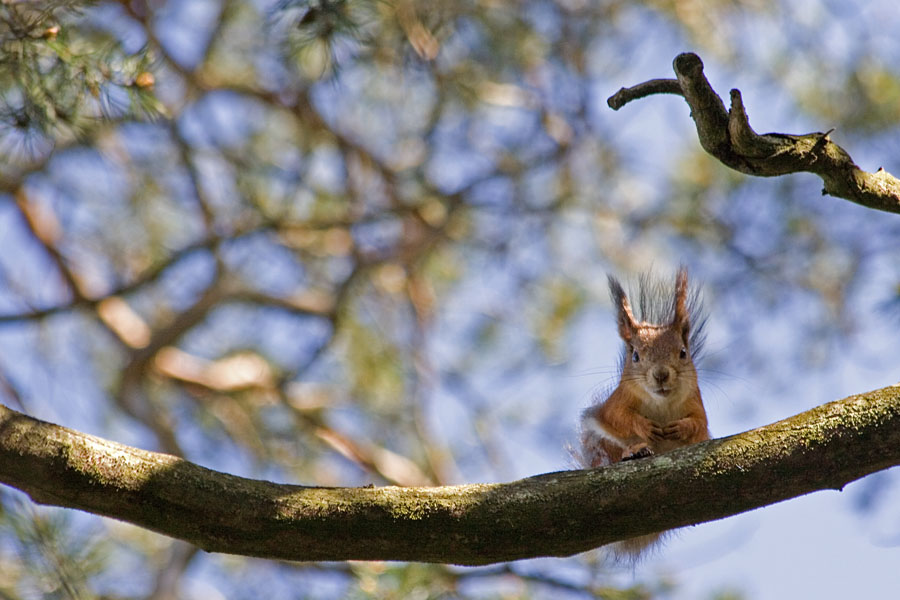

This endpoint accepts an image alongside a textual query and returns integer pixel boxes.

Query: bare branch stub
[607,52,900,215]
[607,79,683,110]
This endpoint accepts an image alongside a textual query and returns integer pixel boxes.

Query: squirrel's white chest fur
[636,383,691,424]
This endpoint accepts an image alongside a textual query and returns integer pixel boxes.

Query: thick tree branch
[1,385,899,565]
[608,52,900,214]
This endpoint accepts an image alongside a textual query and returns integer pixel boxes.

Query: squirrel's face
[623,325,695,399]
[609,268,698,402]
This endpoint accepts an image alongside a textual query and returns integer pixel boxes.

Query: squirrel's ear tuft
[673,267,691,341]
[608,274,637,342]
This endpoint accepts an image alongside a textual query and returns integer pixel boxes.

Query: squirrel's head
[608,268,700,400]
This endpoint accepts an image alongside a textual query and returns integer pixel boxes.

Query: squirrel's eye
[631,350,640,363]
[679,347,687,359]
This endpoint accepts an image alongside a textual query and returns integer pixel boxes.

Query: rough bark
[2,384,899,565]
[608,52,900,215]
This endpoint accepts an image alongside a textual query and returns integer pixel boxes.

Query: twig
[607,78,682,110]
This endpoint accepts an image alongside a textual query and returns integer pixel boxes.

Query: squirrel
[579,267,709,557]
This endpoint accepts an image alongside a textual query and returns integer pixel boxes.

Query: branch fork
[608,52,900,214]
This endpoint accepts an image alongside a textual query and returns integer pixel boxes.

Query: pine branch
[2,385,900,565]
[608,52,900,215]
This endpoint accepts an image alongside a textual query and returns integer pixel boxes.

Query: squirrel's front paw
[636,416,665,441]
[662,418,699,441]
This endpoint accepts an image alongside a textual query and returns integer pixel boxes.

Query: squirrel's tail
[610,532,665,563]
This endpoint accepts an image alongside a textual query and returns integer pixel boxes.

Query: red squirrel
[579,267,709,556]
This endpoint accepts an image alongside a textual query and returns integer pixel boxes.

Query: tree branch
[607,78,683,110]
[608,52,900,215]
[1,385,899,565]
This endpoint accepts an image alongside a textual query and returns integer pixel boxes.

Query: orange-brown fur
[580,268,709,557]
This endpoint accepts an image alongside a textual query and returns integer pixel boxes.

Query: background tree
[1,0,899,598]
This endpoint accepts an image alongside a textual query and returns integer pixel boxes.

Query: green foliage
[344,563,455,600]
[532,276,585,361]
[0,495,108,600]
[0,0,162,162]
[273,0,380,78]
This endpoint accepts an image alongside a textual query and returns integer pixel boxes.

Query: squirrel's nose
[652,367,670,384]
